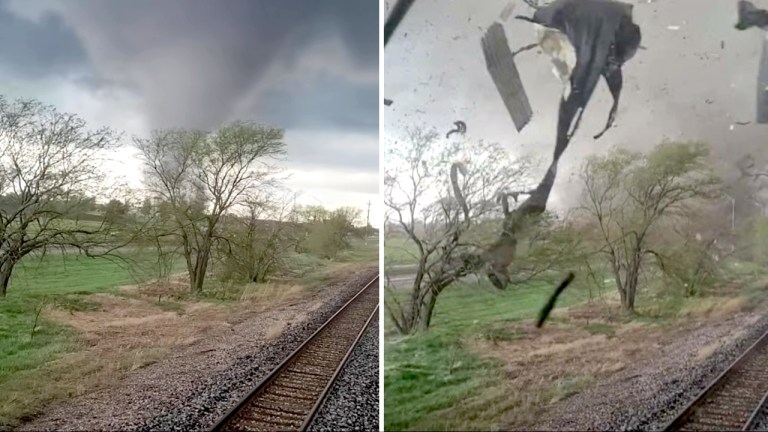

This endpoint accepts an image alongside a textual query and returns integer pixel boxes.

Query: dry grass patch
[239,282,306,303]
[426,372,597,431]
[2,343,172,429]
[3,275,324,428]
[695,327,748,361]
[43,292,234,354]
[677,296,751,319]
[119,272,190,299]
[470,312,672,429]
[470,293,763,429]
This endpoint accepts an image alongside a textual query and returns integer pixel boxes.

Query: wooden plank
[757,36,768,123]
[481,22,533,132]
[499,2,516,22]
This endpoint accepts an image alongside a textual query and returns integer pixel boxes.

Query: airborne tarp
[517,0,641,160]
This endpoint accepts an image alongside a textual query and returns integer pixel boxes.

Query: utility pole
[366,200,371,227]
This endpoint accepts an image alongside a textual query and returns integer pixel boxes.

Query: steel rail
[663,328,768,431]
[208,276,379,432]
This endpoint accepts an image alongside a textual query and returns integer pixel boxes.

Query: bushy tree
[137,121,286,293]
[578,141,720,311]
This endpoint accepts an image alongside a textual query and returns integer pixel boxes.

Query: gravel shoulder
[527,301,768,431]
[18,266,378,432]
[309,314,379,431]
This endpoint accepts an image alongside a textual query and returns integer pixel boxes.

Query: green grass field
[384,235,419,266]
[337,237,379,263]
[384,277,590,431]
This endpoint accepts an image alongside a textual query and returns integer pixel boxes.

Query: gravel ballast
[531,308,768,431]
[308,314,380,431]
[18,267,378,432]
[751,401,768,430]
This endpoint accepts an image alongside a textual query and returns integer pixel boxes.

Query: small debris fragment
[735,0,768,30]
[499,2,516,22]
[383,99,393,106]
[445,121,467,139]
[536,272,576,328]
[667,25,680,31]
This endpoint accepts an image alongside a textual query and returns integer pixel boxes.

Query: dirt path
[16,266,378,432]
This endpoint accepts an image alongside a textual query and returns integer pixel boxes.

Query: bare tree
[216,191,302,283]
[384,128,571,333]
[0,97,125,296]
[136,121,286,293]
[578,142,720,311]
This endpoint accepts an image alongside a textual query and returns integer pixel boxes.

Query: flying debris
[735,0,768,124]
[516,0,642,149]
[536,272,576,328]
[384,0,416,46]
[470,0,640,292]
[499,2,516,22]
[736,0,768,30]
[481,23,534,132]
[445,121,467,139]
[384,98,393,106]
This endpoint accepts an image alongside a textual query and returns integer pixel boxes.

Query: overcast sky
[0,0,379,225]
[384,0,768,212]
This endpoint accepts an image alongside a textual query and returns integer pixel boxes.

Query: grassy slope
[290,237,379,290]
[384,277,590,431]
[0,238,378,426]
[0,252,182,389]
[0,250,187,426]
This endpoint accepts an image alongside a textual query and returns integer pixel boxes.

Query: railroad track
[208,276,379,432]
[663,328,768,431]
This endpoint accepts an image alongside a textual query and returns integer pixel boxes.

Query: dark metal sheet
[481,22,533,132]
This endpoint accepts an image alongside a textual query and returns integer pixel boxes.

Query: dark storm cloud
[0,0,86,78]
[282,128,379,173]
[262,77,379,133]
[26,0,379,134]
